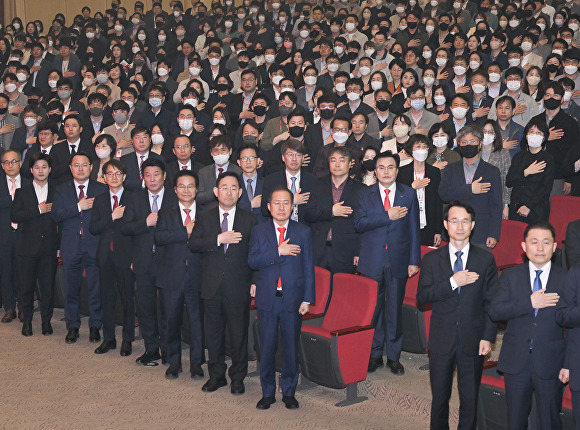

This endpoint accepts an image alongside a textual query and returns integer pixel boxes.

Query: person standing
[354,150,421,375]
[249,186,315,410]
[417,201,499,430]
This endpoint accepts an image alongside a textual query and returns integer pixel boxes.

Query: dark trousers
[19,254,57,324]
[0,229,21,312]
[504,353,563,430]
[99,257,135,343]
[429,333,484,430]
[369,262,407,361]
[62,240,101,330]
[319,243,356,274]
[204,288,250,382]
[164,271,203,368]
[572,389,580,430]
[135,265,166,353]
[258,296,302,397]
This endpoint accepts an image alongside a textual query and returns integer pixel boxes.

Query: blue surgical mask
[149,97,162,108]
[410,98,425,110]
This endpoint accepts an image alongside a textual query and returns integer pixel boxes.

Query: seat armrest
[330,325,374,336]
[303,312,324,320]
[497,263,518,271]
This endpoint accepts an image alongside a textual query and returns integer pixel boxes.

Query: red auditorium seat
[299,273,377,407]
[492,220,527,271]
[561,384,574,429]
[550,195,580,246]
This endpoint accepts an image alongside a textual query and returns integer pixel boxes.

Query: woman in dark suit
[398,134,443,247]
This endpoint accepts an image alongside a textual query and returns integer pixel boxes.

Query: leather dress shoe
[161,349,167,365]
[21,321,33,337]
[1,309,16,323]
[120,340,132,357]
[367,356,384,373]
[387,359,405,375]
[282,395,300,409]
[201,377,228,392]
[65,328,79,344]
[231,381,245,395]
[190,364,204,380]
[136,351,161,366]
[256,396,276,410]
[94,340,117,354]
[89,327,101,343]
[165,364,183,380]
[18,310,24,322]
[42,322,53,335]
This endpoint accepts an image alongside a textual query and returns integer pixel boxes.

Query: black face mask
[391,51,402,58]
[459,144,480,159]
[348,51,359,60]
[289,125,304,138]
[214,13,222,20]
[524,9,533,17]
[244,24,253,32]
[216,83,229,92]
[28,98,39,105]
[376,99,390,111]
[544,97,561,110]
[439,22,449,31]
[253,105,267,116]
[89,107,103,117]
[49,113,61,123]
[0,107,8,115]
[243,134,258,145]
[303,10,311,17]
[198,12,205,17]
[362,159,375,171]
[476,29,486,37]
[311,29,320,39]
[254,48,263,56]
[319,108,334,120]
[379,25,390,34]
[407,21,418,29]
[547,64,559,73]
[238,60,249,69]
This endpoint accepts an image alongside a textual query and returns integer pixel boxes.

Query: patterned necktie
[151,195,159,252]
[70,144,76,156]
[290,177,298,222]
[9,178,17,229]
[139,155,145,179]
[42,149,47,154]
[532,269,542,317]
[453,250,464,294]
[247,178,254,201]
[110,195,118,251]
[221,212,229,253]
[78,184,85,237]
[218,167,224,176]
[277,227,286,291]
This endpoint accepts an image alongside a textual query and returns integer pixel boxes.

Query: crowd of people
[2,0,580,425]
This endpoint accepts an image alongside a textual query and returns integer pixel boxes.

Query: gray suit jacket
[197,162,243,207]
[0,113,21,156]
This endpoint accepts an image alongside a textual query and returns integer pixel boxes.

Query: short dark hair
[174,169,199,188]
[131,126,150,138]
[524,220,556,241]
[216,170,242,188]
[443,201,476,221]
[268,185,294,205]
[328,146,352,162]
[69,151,92,165]
[103,158,126,175]
[280,139,306,156]
[238,143,258,157]
[141,157,165,173]
[374,150,400,168]
[29,152,52,169]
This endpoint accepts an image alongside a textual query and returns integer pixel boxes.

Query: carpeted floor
[0,309,477,430]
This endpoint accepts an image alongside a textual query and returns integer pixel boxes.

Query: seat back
[549,195,580,246]
[309,267,331,315]
[321,273,377,332]
[492,220,527,270]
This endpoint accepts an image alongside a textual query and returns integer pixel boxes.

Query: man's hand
[9,104,24,114]
[186,219,195,235]
[408,265,419,277]
[353,256,359,266]
[279,238,301,256]
[250,194,262,209]
[302,154,311,167]
[0,123,15,134]
[333,201,353,217]
[479,340,491,356]
[452,270,479,287]
[408,38,421,47]
[78,197,95,211]
[564,182,572,195]
[298,302,310,315]
[471,177,491,194]
[117,137,132,148]
[502,205,509,220]
[415,128,428,135]
[433,160,448,170]
[524,160,546,177]
[250,284,256,297]
[218,230,242,244]
[146,212,158,227]
[433,234,442,247]
[380,125,393,138]
[514,104,527,115]
[559,368,570,384]
[438,112,450,122]
[486,237,497,248]
[517,205,530,217]
[387,206,408,220]
[412,177,430,189]
[294,190,310,205]
[111,205,125,220]
[239,109,256,120]
[26,136,37,145]
[473,107,490,118]
[502,137,518,150]
[38,201,52,213]
[548,127,564,141]
[456,86,470,93]
[531,288,559,309]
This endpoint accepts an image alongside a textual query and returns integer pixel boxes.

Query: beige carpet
[0,309,487,430]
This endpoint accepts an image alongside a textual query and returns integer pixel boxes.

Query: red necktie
[218,167,224,176]
[183,208,191,226]
[78,185,85,237]
[277,227,286,291]
[110,195,118,251]
[139,155,145,179]
[9,178,17,229]
[383,189,390,249]
[181,165,187,170]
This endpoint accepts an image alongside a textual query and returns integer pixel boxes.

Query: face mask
[158,34,167,42]
[327,63,340,73]
[151,134,164,145]
[527,134,544,148]
[508,58,521,67]
[89,107,103,117]
[335,82,346,93]
[289,125,304,138]
[318,107,334,120]
[279,105,293,117]
[482,133,495,146]
[472,84,485,94]
[564,91,573,102]
[264,54,276,64]
[552,50,563,57]
[439,22,449,32]
[362,159,375,171]
[509,20,518,28]
[536,22,546,32]
[272,2,281,9]
[130,45,140,54]
[184,98,198,107]
[334,46,344,55]
[365,48,375,57]
[138,33,146,41]
[113,113,127,124]
[149,97,162,108]
[565,65,579,75]
[157,67,169,77]
[208,57,221,67]
[434,95,446,106]
[436,57,447,67]
[470,61,480,71]
[213,153,230,165]
[499,20,508,29]
[4,83,16,93]
[371,81,383,91]
[453,1,461,8]
[299,29,310,39]
[410,98,425,110]
[304,76,317,86]
[238,60,249,69]
[58,89,71,100]
[189,66,201,76]
[526,75,541,86]
[114,25,123,32]
[452,106,468,119]
[238,13,246,20]
[28,98,39,106]
[332,131,349,144]
[211,118,225,126]
[243,135,258,145]
[408,21,418,29]
[359,66,371,76]
[92,147,111,160]
[95,73,107,84]
[555,19,563,26]
[23,117,37,127]
[413,149,428,162]
[48,113,61,122]
[396,6,405,13]
[347,92,360,101]
[132,18,140,25]
[488,72,500,83]
[424,25,435,34]
[432,136,448,148]
[399,25,407,30]
[544,97,561,110]
[423,50,432,60]
[279,16,287,24]
[258,16,265,23]
[459,144,479,158]
[48,79,57,88]
[253,105,267,116]
[272,75,283,86]
[571,23,580,32]
[507,80,521,92]
[393,124,409,138]
[453,66,466,76]
[409,0,416,5]
[431,0,438,5]
[178,118,194,130]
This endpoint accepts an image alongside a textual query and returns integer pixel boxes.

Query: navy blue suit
[490,263,567,430]
[120,151,164,192]
[438,158,502,246]
[248,220,315,398]
[237,174,267,223]
[51,179,107,330]
[354,182,421,361]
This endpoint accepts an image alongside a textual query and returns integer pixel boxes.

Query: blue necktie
[453,250,463,294]
[530,269,543,349]
[221,212,229,253]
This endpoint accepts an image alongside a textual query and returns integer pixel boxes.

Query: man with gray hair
[438,124,503,249]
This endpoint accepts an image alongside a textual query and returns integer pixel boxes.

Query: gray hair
[456,124,483,144]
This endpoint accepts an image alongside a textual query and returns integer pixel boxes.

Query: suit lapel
[441,245,454,279]
[369,183,383,212]
[393,183,405,207]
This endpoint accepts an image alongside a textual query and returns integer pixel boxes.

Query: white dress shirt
[179,201,197,225]
[110,188,124,210]
[378,182,396,208]
[449,242,470,291]
[217,205,237,245]
[529,261,551,292]
[148,187,165,211]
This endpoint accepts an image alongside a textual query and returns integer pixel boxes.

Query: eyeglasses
[460,140,479,145]
[284,152,303,159]
[1,159,20,165]
[447,218,472,226]
[71,163,90,168]
[38,131,54,137]
[240,156,257,162]
[105,171,123,178]
[333,127,349,133]
[218,185,239,192]
[241,77,255,83]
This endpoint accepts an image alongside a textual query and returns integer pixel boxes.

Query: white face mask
[347,92,360,101]
[396,6,405,13]
[527,134,544,148]
[157,67,168,77]
[359,66,371,76]
[509,20,519,28]
[272,75,283,86]
[399,25,407,31]
[209,57,220,66]
[453,66,466,76]
[225,20,233,28]
[184,98,198,107]
[470,61,480,70]
[507,80,521,92]
[48,80,57,88]
[538,22,546,31]
[189,66,201,76]
[332,131,349,144]
[436,57,447,67]
[4,83,16,93]
[138,33,146,41]
[304,76,317,86]
[213,153,230,165]
[425,25,435,34]
[158,34,167,42]
[565,65,579,75]
[564,91,573,102]
[132,46,140,54]
[365,48,375,57]
[434,95,446,106]
[571,23,580,32]
[423,76,435,87]
[431,0,438,6]
[23,117,37,127]
[151,134,164,145]
[179,119,194,130]
[423,50,432,59]
[555,19,564,26]
[345,22,356,32]
[124,100,134,109]
[327,63,340,73]
[300,30,309,39]
[265,54,276,63]
[334,46,344,55]
[451,106,468,119]
[453,2,461,9]
[527,75,541,86]
[96,147,111,159]
[482,133,495,146]
[393,124,409,138]
[279,17,287,24]
[472,84,485,94]
[488,72,501,83]
[553,49,563,57]
[83,77,95,87]
[336,82,346,93]
[214,119,226,125]
[508,58,521,67]
[86,32,95,39]
[432,136,448,148]
[413,149,428,162]
[521,42,533,52]
[115,25,123,32]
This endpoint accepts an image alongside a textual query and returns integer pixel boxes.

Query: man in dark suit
[304,146,364,274]
[417,201,499,430]
[0,150,29,323]
[121,158,176,366]
[249,185,315,410]
[136,85,177,131]
[51,152,108,343]
[354,150,421,375]
[438,124,503,249]
[155,169,204,380]
[11,152,58,336]
[88,159,134,357]
[52,38,81,91]
[236,143,266,222]
[27,42,53,93]
[165,135,203,188]
[10,105,41,159]
[303,95,336,171]
[120,126,164,192]
[490,221,568,430]
[189,171,258,394]
[81,93,114,143]
[261,140,316,224]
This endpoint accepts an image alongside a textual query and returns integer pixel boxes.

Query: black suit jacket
[88,189,132,268]
[10,181,59,256]
[10,127,37,157]
[120,151,165,192]
[260,169,317,223]
[165,157,204,188]
[0,174,31,235]
[238,175,267,223]
[303,176,364,270]
[50,139,98,184]
[188,206,258,301]
[417,244,499,355]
